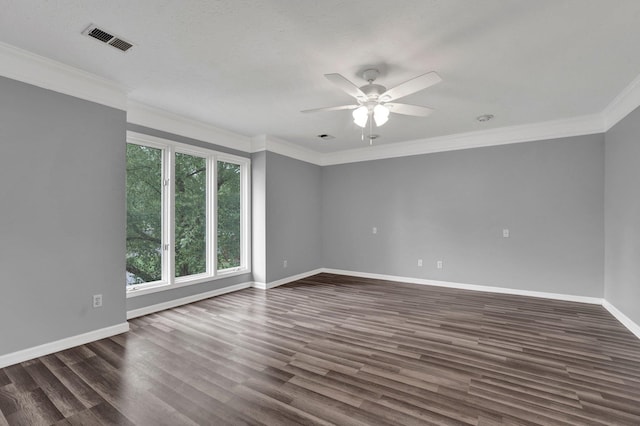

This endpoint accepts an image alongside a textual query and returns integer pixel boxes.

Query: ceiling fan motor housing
[359,84,386,102]
[362,68,380,82]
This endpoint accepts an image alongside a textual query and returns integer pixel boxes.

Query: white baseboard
[4,274,635,371]
[127,281,253,319]
[321,268,604,305]
[0,322,130,369]
[602,300,640,339]
[253,268,324,290]
[322,269,640,340]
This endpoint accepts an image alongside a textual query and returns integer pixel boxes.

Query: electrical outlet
[436,260,443,269]
[417,259,423,267]
[372,227,377,234]
[92,294,103,308]
[503,229,510,238]
[283,260,287,268]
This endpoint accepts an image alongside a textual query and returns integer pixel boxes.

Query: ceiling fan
[302,68,441,130]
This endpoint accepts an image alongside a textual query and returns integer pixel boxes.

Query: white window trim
[126,131,251,298]
[217,153,252,279]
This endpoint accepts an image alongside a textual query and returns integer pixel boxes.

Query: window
[126,144,163,286]
[126,132,250,296]
[174,152,207,278]
[217,161,242,270]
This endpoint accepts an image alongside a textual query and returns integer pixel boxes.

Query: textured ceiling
[2,0,640,152]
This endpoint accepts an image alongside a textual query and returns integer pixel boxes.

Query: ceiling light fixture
[305,68,440,139]
[373,104,390,126]
[352,106,369,128]
[352,104,391,128]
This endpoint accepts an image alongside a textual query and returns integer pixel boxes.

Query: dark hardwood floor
[1,273,640,425]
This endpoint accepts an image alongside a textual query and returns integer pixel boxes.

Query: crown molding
[250,134,268,152]
[250,70,640,166]
[127,101,252,152]
[319,113,605,166]
[4,39,640,165]
[602,73,640,131]
[251,134,321,165]
[0,41,126,110]
[251,112,606,167]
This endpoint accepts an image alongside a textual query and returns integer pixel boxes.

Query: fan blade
[301,104,359,113]
[379,72,442,101]
[324,73,367,99]
[385,103,434,117]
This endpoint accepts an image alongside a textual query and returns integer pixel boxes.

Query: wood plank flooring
[1,273,640,425]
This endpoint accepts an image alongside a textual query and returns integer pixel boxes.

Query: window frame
[216,155,250,275]
[126,131,251,297]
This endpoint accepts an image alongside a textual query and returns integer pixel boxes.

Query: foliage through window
[175,153,207,277]
[125,134,249,293]
[217,161,241,270]
[126,144,162,285]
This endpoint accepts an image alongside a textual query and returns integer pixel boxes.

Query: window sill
[126,268,251,298]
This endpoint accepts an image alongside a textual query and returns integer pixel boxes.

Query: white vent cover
[82,24,133,52]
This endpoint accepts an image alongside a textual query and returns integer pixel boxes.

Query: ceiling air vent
[82,24,133,52]
[317,134,335,140]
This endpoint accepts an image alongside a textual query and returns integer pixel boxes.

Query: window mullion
[209,157,218,275]
[166,146,176,285]
[241,161,250,271]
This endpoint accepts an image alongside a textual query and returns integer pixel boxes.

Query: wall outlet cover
[92,294,103,308]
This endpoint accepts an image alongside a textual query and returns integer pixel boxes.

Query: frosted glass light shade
[373,104,390,126]
[352,106,368,128]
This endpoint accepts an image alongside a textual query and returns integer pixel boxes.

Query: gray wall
[604,106,640,325]
[251,151,267,284]
[322,135,605,297]
[264,152,322,283]
[3,75,636,358]
[0,77,126,355]
[125,125,252,311]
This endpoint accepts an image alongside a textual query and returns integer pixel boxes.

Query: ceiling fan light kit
[302,68,441,143]
[373,104,390,126]
[353,106,369,127]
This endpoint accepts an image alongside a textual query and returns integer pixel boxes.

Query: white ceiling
[2,0,640,152]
